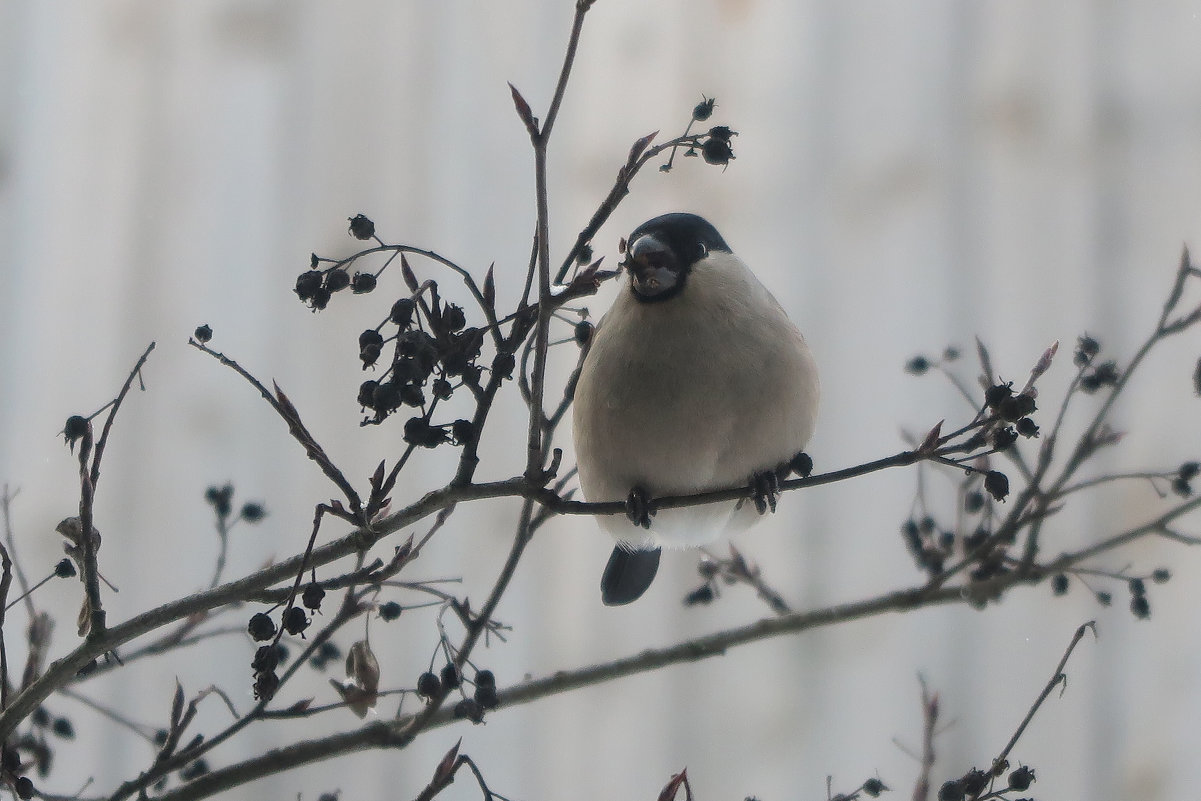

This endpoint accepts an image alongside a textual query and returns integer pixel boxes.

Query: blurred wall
[2,2,1201,800]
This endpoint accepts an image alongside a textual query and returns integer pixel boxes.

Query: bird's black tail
[600,546,661,605]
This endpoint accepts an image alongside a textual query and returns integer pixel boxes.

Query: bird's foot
[625,486,653,529]
[750,470,780,515]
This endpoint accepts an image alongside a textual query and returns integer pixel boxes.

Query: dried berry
[194,324,212,343]
[684,585,715,605]
[937,780,964,801]
[351,272,377,294]
[1074,334,1100,366]
[251,645,280,674]
[417,672,442,698]
[443,304,467,332]
[283,605,309,636]
[240,502,266,523]
[961,768,989,796]
[998,392,1036,421]
[326,270,351,294]
[862,778,886,797]
[692,96,716,121]
[474,685,499,709]
[905,356,930,375]
[451,419,475,445]
[205,483,234,517]
[373,381,402,413]
[440,663,461,690]
[1016,417,1040,438]
[574,321,593,346]
[1131,594,1151,619]
[247,612,276,642]
[1152,568,1171,583]
[475,669,495,688]
[991,426,1018,451]
[15,777,34,800]
[390,297,416,327]
[295,270,323,301]
[302,583,326,611]
[1007,766,1035,791]
[492,352,516,379]
[379,601,402,621]
[63,415,90,450]
[453,698,484,723]
[1051,573,1069,595]
[984,382,1013,408]
[700,135,735,167]
[984,470,1009,502]
[54,558,76,578]
[51,718,74,739]
[347,214,375,240]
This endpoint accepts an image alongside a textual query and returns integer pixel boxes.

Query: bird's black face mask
[624,233,690,302]
[622,212,731,303]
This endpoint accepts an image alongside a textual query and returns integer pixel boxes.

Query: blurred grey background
[2,1,1201,800]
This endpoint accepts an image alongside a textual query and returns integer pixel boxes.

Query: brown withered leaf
[346,640,380,694]
[401,254,419,294]
[483,263,496,311]
[508,82,537,133]
[627,130,658,164]
[329,680,377,719]
[432,739,463,786]
[658,769,692,801]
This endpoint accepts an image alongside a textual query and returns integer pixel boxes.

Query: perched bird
[572,213,820,605]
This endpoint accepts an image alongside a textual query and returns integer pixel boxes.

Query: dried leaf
[171,681,185,730]
[433,739,463,786]
[975,336,995,389]
[272,381,298,419]
[918,420,944,453]
[627,130,658,164]
[508,82,537,133]
[401,254,419,294]
[285,698,313,714]
[483,263,496,311]
[346,640,381,694]
[329,680,377,718]
[658,770,690,801]
[77,597,91,637]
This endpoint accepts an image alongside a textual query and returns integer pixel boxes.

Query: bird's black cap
[627,213,731,263]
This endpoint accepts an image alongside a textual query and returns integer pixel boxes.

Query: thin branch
[991,621,1096,772]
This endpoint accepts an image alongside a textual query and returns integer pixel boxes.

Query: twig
[911,678,938,801]
[991,621,1096,773]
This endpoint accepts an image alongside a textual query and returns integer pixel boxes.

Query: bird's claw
[626,486,653,529]
[750,470,780,515]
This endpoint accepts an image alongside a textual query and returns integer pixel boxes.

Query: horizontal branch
[97,487,1200,801]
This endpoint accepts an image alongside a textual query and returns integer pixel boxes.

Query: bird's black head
[623,213,731,303]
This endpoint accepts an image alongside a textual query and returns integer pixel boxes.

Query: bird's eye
[696,242,708,258]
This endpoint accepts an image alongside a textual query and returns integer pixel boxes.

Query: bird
[571,212,820,605]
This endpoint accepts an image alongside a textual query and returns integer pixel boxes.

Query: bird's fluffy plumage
[573,216,819,552]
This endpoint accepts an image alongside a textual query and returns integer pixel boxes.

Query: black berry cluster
[299,216,498,446]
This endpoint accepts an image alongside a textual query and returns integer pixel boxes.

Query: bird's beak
[626,235,678,298]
